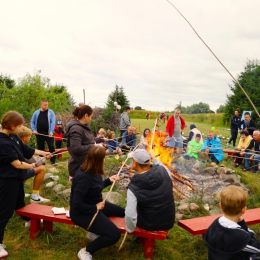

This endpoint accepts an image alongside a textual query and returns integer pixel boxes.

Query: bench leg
[30,218,41,240]
[43,220,53,233]
[140,238,155,259]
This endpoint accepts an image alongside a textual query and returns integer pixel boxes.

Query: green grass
[4,120,260,259]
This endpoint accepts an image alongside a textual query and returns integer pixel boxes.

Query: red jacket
[54,126,64,141]
[166,116,186,137]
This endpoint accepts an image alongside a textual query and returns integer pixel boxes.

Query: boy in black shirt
[205,185,260,260]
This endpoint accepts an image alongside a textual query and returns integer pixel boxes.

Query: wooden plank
[178,208,260,235]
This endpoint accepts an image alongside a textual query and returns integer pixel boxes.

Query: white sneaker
[0,244,8,258]
[78,248,92,260]
[86,232,99,241]
[30,193,50,204]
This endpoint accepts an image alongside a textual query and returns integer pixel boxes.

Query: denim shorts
[166,136,183,148]
[22,169,35,180]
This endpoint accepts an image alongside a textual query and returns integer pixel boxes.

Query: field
[4,117,260,260]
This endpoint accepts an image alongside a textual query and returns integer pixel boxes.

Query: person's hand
[109,175,120,182]
[96,201,105,210]
[240,152,245,156]
[31,163,36,170]
[43,152,52,159]
[250,155,254,160]
[49,132,53,137]
[33,131,38,135]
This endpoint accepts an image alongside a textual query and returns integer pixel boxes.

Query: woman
[139,128,151,149]
[65,105,106,181]
[70,146,125,260]
[234,130,252,168]
[0,111,51,258]
[227,108,241,148]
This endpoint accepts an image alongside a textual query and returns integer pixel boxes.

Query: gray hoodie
[120,112,131,131]
[65,119,103,177]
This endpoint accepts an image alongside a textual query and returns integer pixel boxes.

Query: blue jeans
[244,153,260,171]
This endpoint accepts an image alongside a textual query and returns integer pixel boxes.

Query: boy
[205,185,260,260]
[54,121,64,148]
[18,126,50,204]
[186,133,203,159]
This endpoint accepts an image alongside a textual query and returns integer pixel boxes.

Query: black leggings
[0,178,29,243]
[70,202,125,255]
[228,129,238,146]
[36,134,56,164]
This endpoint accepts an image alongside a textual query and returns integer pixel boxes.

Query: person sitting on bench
[17,126,50,204]
[125,149,175,233]
[205,185,260,260]
[70,146,125,260]
[121,126,137,152]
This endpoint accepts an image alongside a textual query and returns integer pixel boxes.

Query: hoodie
[65,119,103,177]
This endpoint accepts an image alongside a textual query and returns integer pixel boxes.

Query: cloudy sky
[1,0,259,112]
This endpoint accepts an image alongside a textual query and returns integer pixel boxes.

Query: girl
[105,130,123,155]
[139,128,151,149]
[70,146,125,260]
[65,105,106,181]
[0,111,51,258]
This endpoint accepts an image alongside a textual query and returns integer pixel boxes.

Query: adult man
[240,112,257,136]
[201,131,224,166]
[125,149,175,232]
[243,130,260,173]
[227,109,241,148]
[119,106,131,142]
[165,108,186,154]
[121,126,137,152]
[30,99,56,165]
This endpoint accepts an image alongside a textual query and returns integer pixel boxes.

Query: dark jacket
[240,119,257,135]
[65,119,103,177]
[230,115,241,130]
[0,133,35,179]
[245,139,260,155]
[205,217,260,260]
[128,164,175,230]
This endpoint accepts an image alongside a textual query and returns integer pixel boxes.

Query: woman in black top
[70,146,125,260]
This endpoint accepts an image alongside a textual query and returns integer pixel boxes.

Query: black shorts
[209,154,219,164]
[22,170,35,180]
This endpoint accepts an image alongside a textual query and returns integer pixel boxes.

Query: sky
[1,0,260,112]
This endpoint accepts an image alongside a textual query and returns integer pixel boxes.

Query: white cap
[128,149,150,165]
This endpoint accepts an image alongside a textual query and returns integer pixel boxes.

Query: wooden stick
[118,232,128,252]
[150,118,158,151]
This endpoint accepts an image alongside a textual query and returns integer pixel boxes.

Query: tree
[0,70,75,121]
[185,102,213,114]
[105,85,130,113]
[216,104,226,113]
[0,74,16,89]
[134,106,142,110]
[225,59,260,120]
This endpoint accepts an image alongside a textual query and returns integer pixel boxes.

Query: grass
[4,120,260,259]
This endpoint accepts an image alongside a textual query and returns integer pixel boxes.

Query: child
[106,130,123,155]
[96,128,106,148]
[54,121,64,149]
[17,126,50,204]
[205,185,260,260]
[186,134,203,159]
[0,111,51,258]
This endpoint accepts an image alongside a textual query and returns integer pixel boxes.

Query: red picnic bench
[178,208,260,236]
[45,148,68,159]
[223,149,237,159]
[16,204,168,259]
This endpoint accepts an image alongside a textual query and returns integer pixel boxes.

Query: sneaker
[234,163,239,168]
[30,193,50,204]
[0,244,8,258]
[24,220,31,228]
[86,232,99,241]
[51,163,58,166]
[227,142,230,148]
[78,248,92,260]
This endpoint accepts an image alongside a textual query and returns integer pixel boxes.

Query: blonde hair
[17,126,32,139]
[106,130,115,139]
[220,185,247,216]
[98,128,106,135]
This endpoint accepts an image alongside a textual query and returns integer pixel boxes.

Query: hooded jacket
[0,133,35,179]
[201,136,224,163]
[128,164,175,230]
[120,112,131,131]
[205,217,260,260]
[65,119,103,177]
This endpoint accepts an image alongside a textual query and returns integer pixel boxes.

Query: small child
[18,126,50,204]
[205,185,260,260]
[96,128,106,148]
[54,121,64,149]
[106,130,123,155]
[186,134,203,159]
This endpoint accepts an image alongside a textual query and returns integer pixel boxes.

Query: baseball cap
[128,149,151,165]
[56,121,62,125]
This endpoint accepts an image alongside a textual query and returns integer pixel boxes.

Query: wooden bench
[223,149,237,159]
[45,148,68,159]
[16,204,168,259]
[178,208,260,236]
